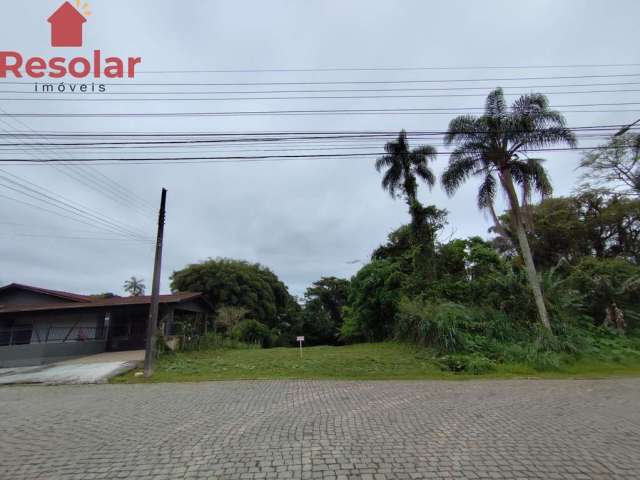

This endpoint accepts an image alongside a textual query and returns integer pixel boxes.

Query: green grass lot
[112,342,640,384]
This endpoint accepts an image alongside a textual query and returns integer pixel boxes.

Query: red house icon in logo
[48,2,87,47]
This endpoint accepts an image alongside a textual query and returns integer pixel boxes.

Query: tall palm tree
[441,88,577,331]
[124,276,146,297]
[375,130,438,230]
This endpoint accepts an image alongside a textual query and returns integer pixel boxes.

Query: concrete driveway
[0,350,143,385]
[1,378,639,479]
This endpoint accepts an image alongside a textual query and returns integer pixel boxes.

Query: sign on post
[297,336,305,357]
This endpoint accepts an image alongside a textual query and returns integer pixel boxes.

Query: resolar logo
[48,1,91,48]
[0,1,142,82]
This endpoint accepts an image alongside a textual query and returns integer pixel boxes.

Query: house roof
[48,2,87,25]
[0,292,207,314]
[0,283,94,303]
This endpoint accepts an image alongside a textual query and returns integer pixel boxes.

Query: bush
[198,332,253,350]
[484,309,528,343]
[527,350,562,371]
[438,354,495,374]
[396,298,472,354]
[232,319,272,348]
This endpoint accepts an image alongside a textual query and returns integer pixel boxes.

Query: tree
[441,88,577,331]
[493,197,590,267]
[579,133,640,198]
[123,277,146,296]
[375,130,438,235]
[375,131,444,281]
[301,277,350,345]
[495,193,640,266]
[341,260,404,342]
[372,225,413,261]
[170,258,300,331]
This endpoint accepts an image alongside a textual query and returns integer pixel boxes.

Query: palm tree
[375,130,438,230]
[441,88,577,331]
[123,276,146,297]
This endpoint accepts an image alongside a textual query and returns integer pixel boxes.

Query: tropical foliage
[123,276,146,296]
[160,88,640,375]
[441,87,576,330]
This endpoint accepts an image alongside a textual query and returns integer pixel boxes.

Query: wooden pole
[144,188,167,378]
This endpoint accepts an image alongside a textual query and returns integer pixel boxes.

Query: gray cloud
[0,0,638,297]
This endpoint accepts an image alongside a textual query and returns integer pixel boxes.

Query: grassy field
[112,342,640,383]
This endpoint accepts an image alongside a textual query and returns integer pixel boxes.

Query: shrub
[232,319,272,348]
[438,354,495,374]
[198,332,253,350]
[484,309,528,343]
[527,350,562,371]
[396,298,472,354]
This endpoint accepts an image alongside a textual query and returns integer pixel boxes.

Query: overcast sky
[0,0,639,298]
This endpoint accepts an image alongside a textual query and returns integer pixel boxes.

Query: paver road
[1,379,639,479]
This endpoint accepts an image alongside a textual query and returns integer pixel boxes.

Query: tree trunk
[500,172,552,332]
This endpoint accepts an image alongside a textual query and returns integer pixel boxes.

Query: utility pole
[144,188,167,378]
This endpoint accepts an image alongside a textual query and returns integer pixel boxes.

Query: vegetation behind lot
[131,89,640,383]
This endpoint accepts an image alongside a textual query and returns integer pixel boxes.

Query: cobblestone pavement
[1,379,639,479]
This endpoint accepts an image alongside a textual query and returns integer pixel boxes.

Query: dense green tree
[372,225,413,261]
[301,277,350,345]
[495,193,640,266]
[430,237,507,306]
[123,277,146,296]
[341,260,404,342]
[170,258,300,331]
[441,87,577,330]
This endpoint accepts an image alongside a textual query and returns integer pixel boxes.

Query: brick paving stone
[1,379,639,479]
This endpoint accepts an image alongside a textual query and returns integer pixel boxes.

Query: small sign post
[297,336,305,358]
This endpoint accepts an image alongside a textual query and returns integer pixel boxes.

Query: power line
[6,81,640,96]
[0,124,633,137]
[131,63,640,74]
[0,232,154,242]
[0,190,153,243]
[0,169,153,241]
[8,63,640,76]
[0,125,158,218]
[0,132,618,151]
[3,72,640,87]
[1,145,635,166]
[4,88,640,102]
[0,110,157,215]
[2,105,640,118]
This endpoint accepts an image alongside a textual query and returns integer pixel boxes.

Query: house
[48,2,87,47]
[0,283,213,368]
